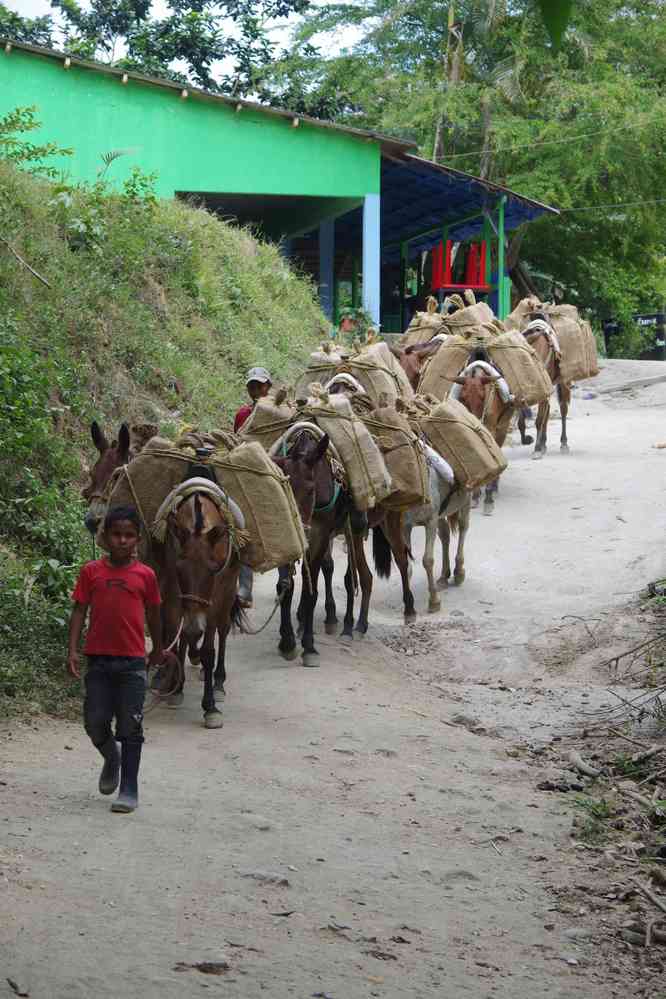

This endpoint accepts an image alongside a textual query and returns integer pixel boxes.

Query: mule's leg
[437,514,451,588]
[322,544,338,635]
[213,624,228,694]
[518,408,534,446]
[277,564,298,661]
[162,599,185,707]
[423,517,440,613]
[533,399,550,459]
[341,556,355,642]
[385,511,416,624]
[558,383,571,452]
[483,478,498,517]
[471,489,481,509]
[353,532,373,634]
[452,501,470,585]
[301,552,323,668]
[201,624,223,729]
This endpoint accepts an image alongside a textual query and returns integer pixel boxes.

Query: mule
[403,461,471,613]
[82,421,132,534]
[520,315,571,459]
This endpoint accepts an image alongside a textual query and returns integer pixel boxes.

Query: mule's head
[170,493,234,649]
[455,372,498,421]
[273,432,330,531]
[82,421,131,534]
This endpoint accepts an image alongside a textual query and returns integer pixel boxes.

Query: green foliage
[573,794,613,844]
[0,105,72,178]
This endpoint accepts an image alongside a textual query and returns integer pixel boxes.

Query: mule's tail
[372,525,392,579]
[230,596,250,634]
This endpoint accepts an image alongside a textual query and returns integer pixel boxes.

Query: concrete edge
[591,373,666,395]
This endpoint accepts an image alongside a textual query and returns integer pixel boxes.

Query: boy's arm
[145,604,164,667]
[68,603,87,678]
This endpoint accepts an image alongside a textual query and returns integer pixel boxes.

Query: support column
[319,218,335,321]
[362,193,381,326]
[497,196,507,319]
[399,241,407,331]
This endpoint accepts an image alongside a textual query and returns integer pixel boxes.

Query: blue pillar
[318,219,335,320]
[362,193,381,325]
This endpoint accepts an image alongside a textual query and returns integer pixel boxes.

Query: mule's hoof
[167,691,184,708]
[482,505,494,517]
[532,451,544,461]
[428,601,441,614]
[404,611,417,624]
[325,620,338,636]
[302,652,320,668]
[354,624,368,637]
[213,682,226,697]
[204,710,224,729]
[454,572,466,586]
[339,632,354,644]
[436,576,449,590]
[560,444,570,453]
[279,646,299,662]
[522,435,534,446]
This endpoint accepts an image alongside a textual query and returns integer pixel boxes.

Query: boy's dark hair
[104,506,141,533]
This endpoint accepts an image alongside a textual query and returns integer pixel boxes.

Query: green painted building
[0,39,557,326]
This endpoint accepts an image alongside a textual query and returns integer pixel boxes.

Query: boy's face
[105,519,139,561]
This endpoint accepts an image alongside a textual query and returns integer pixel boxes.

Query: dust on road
[2,363,666,998]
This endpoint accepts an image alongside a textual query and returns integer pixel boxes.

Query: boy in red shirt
[68,506,163,814]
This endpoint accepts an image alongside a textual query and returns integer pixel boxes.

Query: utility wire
[441,114,659,161]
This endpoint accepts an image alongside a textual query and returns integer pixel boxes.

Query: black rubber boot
[97,737,120,795]
[111,740,142,813]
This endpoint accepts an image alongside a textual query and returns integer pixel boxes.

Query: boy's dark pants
[84,656,146,748]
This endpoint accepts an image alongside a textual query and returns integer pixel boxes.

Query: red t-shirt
[234,403,253,432]
[72,559,161,657]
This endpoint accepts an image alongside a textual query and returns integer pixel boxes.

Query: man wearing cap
[234,367,272,433]
[233,367,272,607]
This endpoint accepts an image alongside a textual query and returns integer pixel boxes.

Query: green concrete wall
[0,47,380,199]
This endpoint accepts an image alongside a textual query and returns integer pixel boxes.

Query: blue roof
[334,154,558,264]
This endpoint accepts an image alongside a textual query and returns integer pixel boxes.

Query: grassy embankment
[0,159,327,716]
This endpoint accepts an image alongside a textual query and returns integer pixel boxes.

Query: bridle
[176,517,236,610]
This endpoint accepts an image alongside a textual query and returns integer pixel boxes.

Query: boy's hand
[147,647,165,669]
[67,651,81,679]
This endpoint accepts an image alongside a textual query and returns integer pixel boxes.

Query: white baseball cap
[246,366,272,385]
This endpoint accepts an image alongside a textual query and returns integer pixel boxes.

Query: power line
[440,114,658,161]
[558,196,666,214]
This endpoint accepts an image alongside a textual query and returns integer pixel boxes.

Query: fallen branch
[632,879,666,917]
[0,235,51,288]
[568,749,600,778]
[616,786,660,811]
[632,745,666,765]
[609,728,651,751]
[638,765,666,787]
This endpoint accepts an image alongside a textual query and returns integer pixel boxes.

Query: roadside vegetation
[0,107,327,717]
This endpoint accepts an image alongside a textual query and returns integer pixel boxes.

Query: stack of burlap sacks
[102,431,307,572]
[504,298,599,384]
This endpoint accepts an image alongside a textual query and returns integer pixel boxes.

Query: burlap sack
[503,296,543,332]
[487,332,553,406]
[294,345,345,400]
[239,393,297,450]
[400,309,448,348]
[362,404,429,511]
[442,301,495,336]
[303,392,392,511]
[342,341,414,405]
[419,398,508,491]
[417,326,498,400]
[547,308,600,383]
[102,436,306,572]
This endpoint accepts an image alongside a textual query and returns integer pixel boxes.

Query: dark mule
[82,421,132,534]
[163,489,245,728]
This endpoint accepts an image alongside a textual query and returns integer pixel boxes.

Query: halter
[279,433,341,515]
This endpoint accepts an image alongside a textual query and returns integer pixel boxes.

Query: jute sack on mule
[101,434,306,572]
[342,340,414,405]
[503,296,543,332]
[546,307,600,383]
[418,397,507,491]
[417,325,499,400]
[302,389,392,511]
[487,332,553,406]
[400,309,448,348]
[239,390,297,450]
[361,402,429,511]
[294,345,345,401]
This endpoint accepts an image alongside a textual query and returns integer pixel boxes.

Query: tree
[0,0,310,96]
[261,0,666,320]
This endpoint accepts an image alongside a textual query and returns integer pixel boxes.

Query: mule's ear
[91,420,108,453]
[118,423,131,460]
[307,433,329,467]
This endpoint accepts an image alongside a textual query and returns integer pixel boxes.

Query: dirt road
[2,361,666,998]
